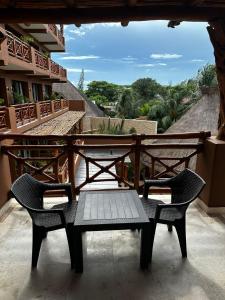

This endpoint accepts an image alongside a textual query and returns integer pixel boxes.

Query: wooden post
[207,20,225,140]
[67,138,76,199]
[134,134,141,192]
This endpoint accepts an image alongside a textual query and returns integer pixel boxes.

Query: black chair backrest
[170,169,205,204]
[11,173,45,211]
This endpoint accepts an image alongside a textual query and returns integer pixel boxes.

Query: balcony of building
[0,131,225,299]
[0,99,85,134]
[0,30,67,82]
[18,24,65,52]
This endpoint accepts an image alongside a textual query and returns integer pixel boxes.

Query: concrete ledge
[196,198,225,214]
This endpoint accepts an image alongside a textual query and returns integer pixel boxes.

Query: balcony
[18,23,65,52]
[0,31,67,82]
[1,131,225,299]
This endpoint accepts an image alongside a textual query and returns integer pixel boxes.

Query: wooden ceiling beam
[127,0,137,7]
[189,0,206,6]
[63,0,76,8]
[0,6,224,23]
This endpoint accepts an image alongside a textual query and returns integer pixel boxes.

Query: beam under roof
[0,6,224,23]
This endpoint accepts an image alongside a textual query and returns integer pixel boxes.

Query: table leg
[140,223,151,269]
[74,228,83,273]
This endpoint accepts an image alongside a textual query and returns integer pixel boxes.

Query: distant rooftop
[26,111,85,135]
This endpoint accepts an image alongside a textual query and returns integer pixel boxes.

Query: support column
[207,20,225,140]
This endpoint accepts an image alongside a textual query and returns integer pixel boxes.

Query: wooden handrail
[0,131,211,141]
[0,131,211,194]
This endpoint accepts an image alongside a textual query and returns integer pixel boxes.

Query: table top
[74,189,149,229]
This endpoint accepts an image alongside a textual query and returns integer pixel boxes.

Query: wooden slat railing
[6,30,32,63]
[39,100,52,117]
[13,103,37,126]
[35,50,49,70]
[0,107,9,131]
[53,99,61,111]
[0,132,211,197]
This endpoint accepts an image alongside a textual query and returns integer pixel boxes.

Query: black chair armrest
[154,202,191,221]
[143,178,172,199]
[42,183,73,202]
[30,207,66,225]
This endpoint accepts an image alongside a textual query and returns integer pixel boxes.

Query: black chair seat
[11,173,77,269]
[34,201,77,228]
[140,198,183,222]
[142,169,205,262]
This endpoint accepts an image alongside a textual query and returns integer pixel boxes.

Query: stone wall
[83,116,157,135]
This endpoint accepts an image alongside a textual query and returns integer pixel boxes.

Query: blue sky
[53,21,215,87]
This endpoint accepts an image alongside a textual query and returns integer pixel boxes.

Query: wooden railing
[39,100,52,117]
[50,60,59,75]
[13,103,37,126]
[53,99,61,111]
[59,66,67,78]
[62,99,69,108]
[6,31,32,63]
[48,24,65,45]
[35,50,49,70]
[0,132,211,197]
[0,107,9,131]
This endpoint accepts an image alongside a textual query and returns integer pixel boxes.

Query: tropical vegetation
[83,64,217,133]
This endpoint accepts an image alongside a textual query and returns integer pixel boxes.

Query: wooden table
[73,189,151,272]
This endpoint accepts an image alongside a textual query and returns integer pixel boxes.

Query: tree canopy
[84,64,217,133]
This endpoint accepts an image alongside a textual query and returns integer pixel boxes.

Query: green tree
[197,64,217,89]
[77,69,84,92]
[131,78,166,102]
[85,81,122,105]
[116,89,135,118]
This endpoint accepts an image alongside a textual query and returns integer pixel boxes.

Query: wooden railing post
[134,134,141,192]
[67,137,76,199]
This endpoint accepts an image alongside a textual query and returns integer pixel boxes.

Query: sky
[52,21,215,87]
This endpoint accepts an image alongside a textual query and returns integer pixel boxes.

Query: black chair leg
[66,224,75,269]
[42,231,48,239]
[167,224,173,232]
[149,221,157,263]
[175,218,187,257]
[32,224,43,268]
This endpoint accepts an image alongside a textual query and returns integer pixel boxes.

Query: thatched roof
[53,81,105,117]
[26,111,85,135]
[141,93,220,174]
[1,1,225,24]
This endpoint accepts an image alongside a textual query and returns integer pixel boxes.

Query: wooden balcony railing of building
[40,100,52,117]
[53,99,62,111]
[0,132,211,197]
[3,99,71,131]
[59,66,67,78]
[35,50,49,70]
[4,30,66,79]
[13,103,37,126]
[50,60,60,75]
[0,107,9,131]
[6,31,32,63]
[48,24,65,45]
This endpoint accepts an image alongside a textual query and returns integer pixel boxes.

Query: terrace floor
[1,195,225,300]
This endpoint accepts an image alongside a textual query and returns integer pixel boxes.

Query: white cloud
[190,59,205,62]
[67,68,94,73]
[137,63,167,67]
[60,55,100,60]
[69,29,86,37]
[137,64,155,67]
[150,53,182,59]
[64,35,76,41]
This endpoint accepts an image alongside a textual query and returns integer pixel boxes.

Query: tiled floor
[1,197,225,300]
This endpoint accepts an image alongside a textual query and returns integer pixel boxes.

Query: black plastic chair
[11,173,77,268]
[140,168,205,262]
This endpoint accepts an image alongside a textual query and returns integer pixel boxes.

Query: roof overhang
[1,2,225,24]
